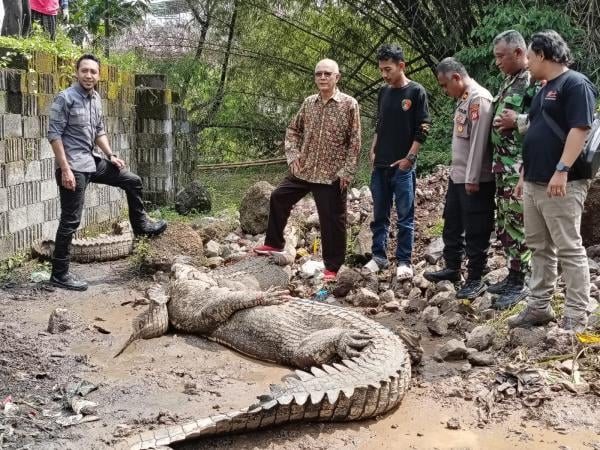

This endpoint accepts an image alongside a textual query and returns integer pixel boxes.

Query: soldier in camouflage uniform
[489,30,537,309]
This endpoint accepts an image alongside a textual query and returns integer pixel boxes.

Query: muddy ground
[1,257,600,450]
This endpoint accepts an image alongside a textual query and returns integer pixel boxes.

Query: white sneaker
[364,259,381,273]
[396,264,413,280]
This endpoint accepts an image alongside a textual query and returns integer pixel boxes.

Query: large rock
[424,237,444,264]
[465,325,495,351]
[350,288,380,307]
[354,214,373,257]
[192,216,238,243]
[582,177,600,247]
[47,308,85,334]
[239,181,274,235]
[332,267,362,297]
[435,339,468,361]
[175,181,212,215]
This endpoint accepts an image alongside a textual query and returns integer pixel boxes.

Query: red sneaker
[323,269,337,281]
[254,244,283,255]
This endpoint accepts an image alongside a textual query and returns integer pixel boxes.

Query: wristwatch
[555,161,570,172]
[406,153,417,164]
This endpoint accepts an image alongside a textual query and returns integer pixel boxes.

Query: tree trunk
[203,0,238,127]
[1,0,30,37]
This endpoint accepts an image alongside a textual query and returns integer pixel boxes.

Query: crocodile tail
[113,285,170,358]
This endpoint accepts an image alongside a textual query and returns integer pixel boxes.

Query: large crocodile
[116,262,411,449]
[31,222,134,263]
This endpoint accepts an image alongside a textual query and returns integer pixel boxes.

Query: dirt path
[1,261,599,450]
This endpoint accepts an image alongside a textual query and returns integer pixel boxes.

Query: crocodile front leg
[168,283,290,334]
[290,328,372,368]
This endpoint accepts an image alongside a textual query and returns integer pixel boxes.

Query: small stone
[424,238,444,264]
[421,305,440,323]
[466,325,495,351]
[408,287,422,299]
[509,327,546,348]
[47,308,85,334]
[204,240,221,257]
[436,280,456,293]
[406,297,427,313]
[383,300,401,312]
[427,316,449,336]
[347,210,360,225]
[429,291,455,307]
[436,339,468,361]
[485,267,508,285]
[446,418,461,430]
[350,288,380,307]
[205,256,224,268]
[379,289,395,304]
[468,351,495,366]
[413,275,430,290]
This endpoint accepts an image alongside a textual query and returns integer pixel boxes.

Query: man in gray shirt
[424,58,495,300]
[48,54,167,291]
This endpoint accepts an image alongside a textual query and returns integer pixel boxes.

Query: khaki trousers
[523,180,591,320]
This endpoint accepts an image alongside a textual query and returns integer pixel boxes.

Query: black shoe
[423,268,460,283]
[487,274,509,295]
[134,220,167,238]
[49,272,88,291]
[491,270,527,310]
[456,278,486,300]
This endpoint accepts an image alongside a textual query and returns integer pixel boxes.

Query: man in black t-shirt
[507,31,598,333]
[363,44,431,281]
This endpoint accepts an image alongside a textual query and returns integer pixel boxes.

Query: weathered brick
[8,181,41,208]
[8,206,27,233]
[22,116,41,138]
[26,203,44,224]
[0,235,14,260]
[24,160,41,181]
[43,197,60,221]
[42,219,58,240]
[0,211,7,236]
[3,114,22,138]
[40,139,53,159]
[40,158,54,181]
[0,189,7,212]
[12,223,43,253]
[4,161,25,186]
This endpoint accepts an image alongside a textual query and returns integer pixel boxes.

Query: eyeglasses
[314,71,335,78]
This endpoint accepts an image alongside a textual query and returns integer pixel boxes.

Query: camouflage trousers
[495,171,531,273]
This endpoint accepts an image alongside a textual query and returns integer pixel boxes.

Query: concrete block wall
[0,52,194,260]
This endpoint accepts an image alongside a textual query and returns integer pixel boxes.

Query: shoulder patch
[402,99,412,111]
[462,92,469,101]
[470,103,480,121]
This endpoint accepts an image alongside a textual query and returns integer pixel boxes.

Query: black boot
[424,267,461,283]
[50,257,88,291]
[487,273,509,295]
[492,270,527,310]
[456,278,487,300]
[133,217,168,238]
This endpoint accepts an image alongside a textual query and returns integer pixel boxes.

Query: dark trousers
[1,0,30,37]
[52,157,146,275]
[31,10,56,40]
[265,175,347,272]
[442,179,495,280]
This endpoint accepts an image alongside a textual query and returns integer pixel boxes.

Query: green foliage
[67,0,150,46]
[418,100,453,174]
[456,3,585,91]
[0,252,29,282]
[130,236,152,272]
[148,207,206,223]
[426,219,445,238]
[0,27,81,66]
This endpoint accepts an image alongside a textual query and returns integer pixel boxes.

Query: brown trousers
[265,175,347,272]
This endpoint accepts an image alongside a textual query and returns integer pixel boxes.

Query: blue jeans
[370,166,416,265]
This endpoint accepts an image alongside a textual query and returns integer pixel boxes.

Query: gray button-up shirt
[450,80,494,184]
[48,83,106,173]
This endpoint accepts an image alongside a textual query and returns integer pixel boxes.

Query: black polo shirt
[522,70,597,182]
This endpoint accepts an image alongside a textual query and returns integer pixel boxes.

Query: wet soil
[2,259,600,450]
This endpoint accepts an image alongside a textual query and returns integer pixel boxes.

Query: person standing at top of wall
[30,0,68,40]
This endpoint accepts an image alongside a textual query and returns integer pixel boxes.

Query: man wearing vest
[508,31,598,333]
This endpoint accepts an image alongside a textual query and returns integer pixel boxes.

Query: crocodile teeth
[277,395,294,405]
[310,367,327,378]
[321,364,338,375]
